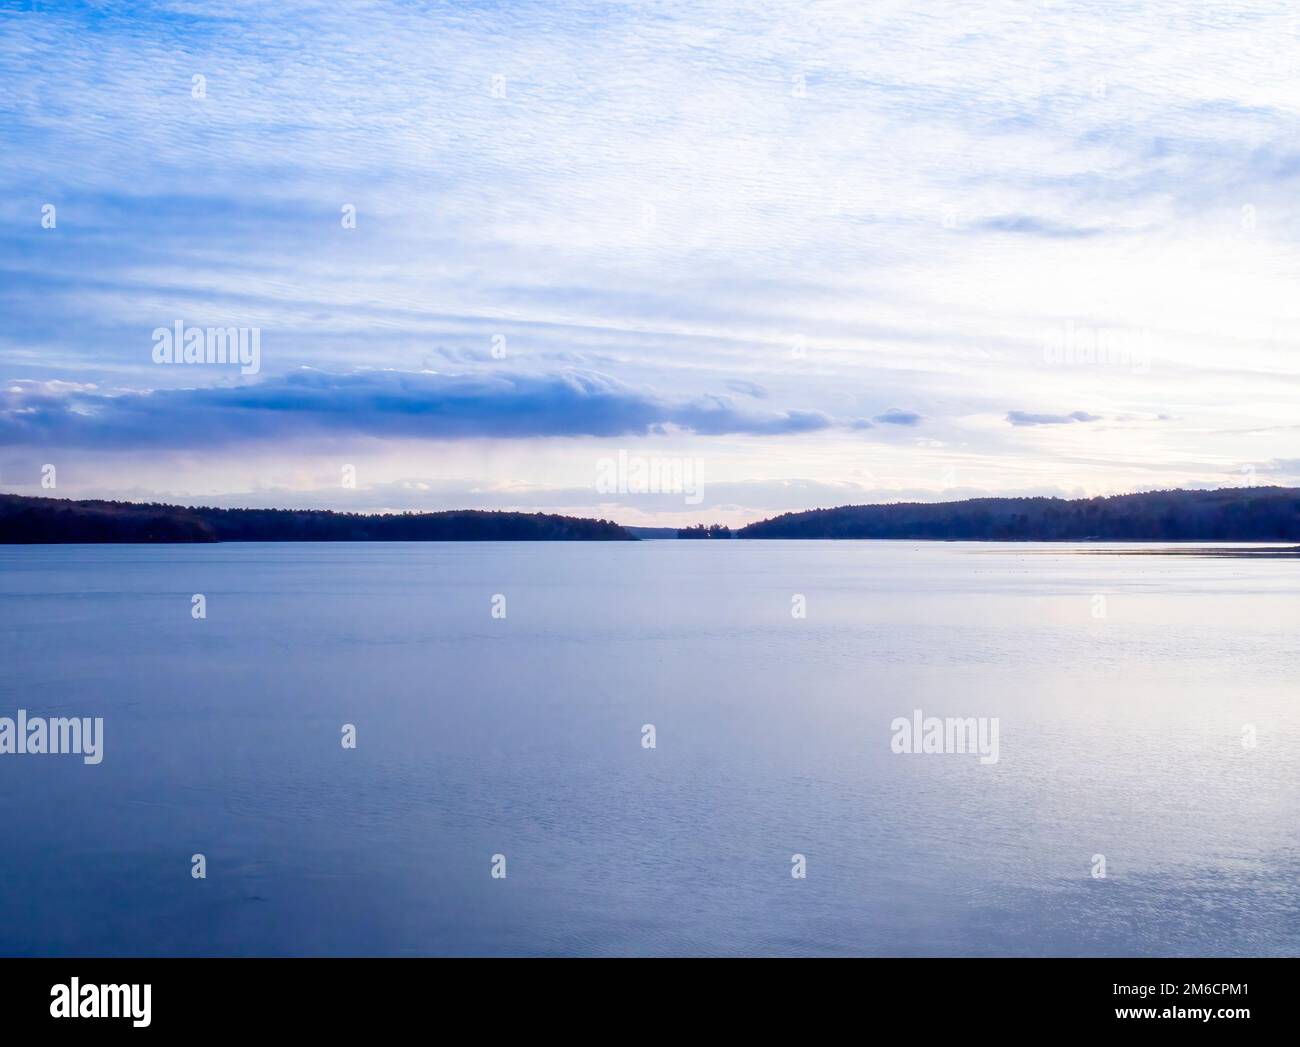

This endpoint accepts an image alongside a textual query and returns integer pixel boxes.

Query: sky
[2,0,1299,526]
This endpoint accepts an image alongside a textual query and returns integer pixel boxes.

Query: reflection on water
[1,541,1297,956]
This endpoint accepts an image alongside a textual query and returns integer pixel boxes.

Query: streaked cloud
[0,370,833,447]
[874,408,923,427]
[1006,410,1102,427]
[969,215,1108,239]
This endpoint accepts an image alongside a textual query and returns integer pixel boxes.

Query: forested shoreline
[0,495,634,542]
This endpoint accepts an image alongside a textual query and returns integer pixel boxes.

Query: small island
[677,523,733,539]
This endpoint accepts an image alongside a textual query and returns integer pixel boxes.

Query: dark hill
[0,494,634,543]
[738,488,1300,541]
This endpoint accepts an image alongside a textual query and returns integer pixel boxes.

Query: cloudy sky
[2,0,1299,525]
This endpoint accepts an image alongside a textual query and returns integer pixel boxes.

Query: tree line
[0,495,635,543]
[738,488,1300,541]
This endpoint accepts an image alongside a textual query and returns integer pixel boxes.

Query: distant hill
[0,495,635,543]
[626,526,680,539]
[738,488,1300,541]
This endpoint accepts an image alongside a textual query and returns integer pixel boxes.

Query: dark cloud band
[0,369,833,448]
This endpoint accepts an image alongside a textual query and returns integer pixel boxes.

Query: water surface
[1,541,1297,955]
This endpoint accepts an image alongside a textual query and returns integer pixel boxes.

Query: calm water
[1,541,1298,956]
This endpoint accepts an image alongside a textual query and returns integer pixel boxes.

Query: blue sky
[2,0,1299,524]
